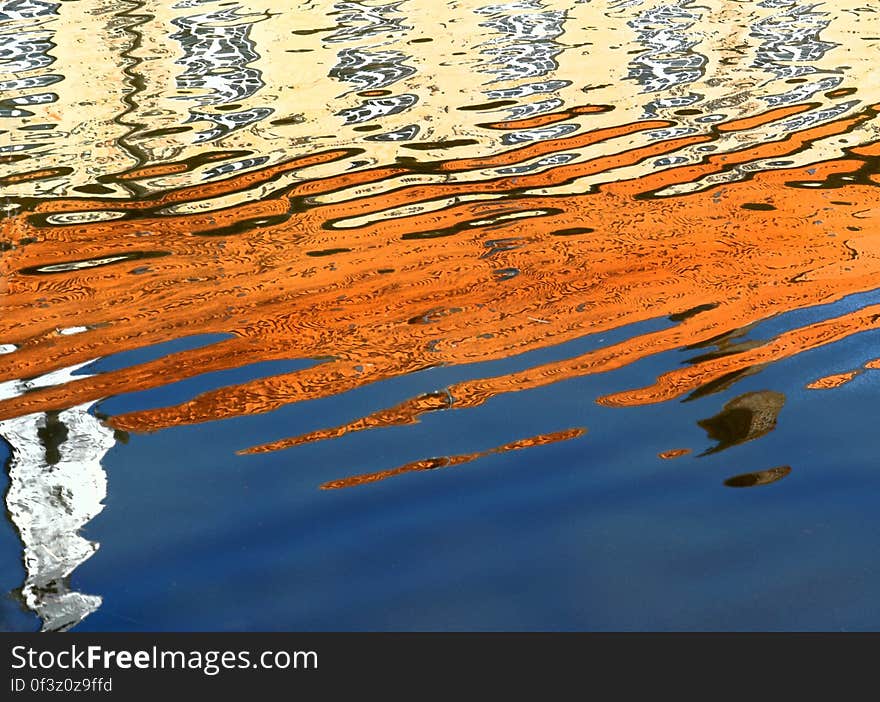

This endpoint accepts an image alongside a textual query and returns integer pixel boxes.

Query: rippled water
[1,0,880,631]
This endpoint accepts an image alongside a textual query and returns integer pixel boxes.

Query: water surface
[1,0,880,631]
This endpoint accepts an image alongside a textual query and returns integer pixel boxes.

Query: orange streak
[319,428,585,490]
[806,370,861,389]
[1,100,879,438]
[715,103,817,133]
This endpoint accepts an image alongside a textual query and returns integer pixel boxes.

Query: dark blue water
[4,306,880,631]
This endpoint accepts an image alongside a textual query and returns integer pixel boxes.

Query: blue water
[5,309,880,631]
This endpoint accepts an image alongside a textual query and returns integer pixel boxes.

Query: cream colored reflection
[0,0,878,199]
[0,0,135,195]
[0,364,113,632]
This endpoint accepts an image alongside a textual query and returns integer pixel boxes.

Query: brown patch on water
[658,449,691,460]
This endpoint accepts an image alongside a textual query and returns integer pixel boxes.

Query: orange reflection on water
[806,370,861,390]
[0,100,879,470]
[320,428,586,490]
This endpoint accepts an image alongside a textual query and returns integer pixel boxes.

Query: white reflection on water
[0,365,114,632]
